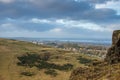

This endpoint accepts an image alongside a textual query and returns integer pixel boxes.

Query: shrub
[44,69,58,77]
[62,63,73,71]
[36,62,73,71]
[17,52,50,68]
[20,72,35,76]
[17,53,41,67]
[17,52,73,72]
[77,56,93,64]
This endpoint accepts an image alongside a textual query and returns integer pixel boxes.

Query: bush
[77,56,93,64]
[17,52,73,72]
[36,61,73,71]
[17,52,50,68]
[17,53,41,67]
[62,64,73,71]
[20,72,35,76]
[44,69,58,77]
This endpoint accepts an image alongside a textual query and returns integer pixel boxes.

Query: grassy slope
[0,38,98,80]
[70,62,120,80]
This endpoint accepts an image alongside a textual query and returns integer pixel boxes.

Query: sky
[0,0,120,39]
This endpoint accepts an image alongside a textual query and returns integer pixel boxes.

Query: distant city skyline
[0,0,120,39]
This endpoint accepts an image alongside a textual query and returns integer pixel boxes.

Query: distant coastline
[4,37,111,45]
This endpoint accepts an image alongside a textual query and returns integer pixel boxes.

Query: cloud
[95,0,120,15]
[0,0,14,4]
[0,0,119,22]
[30,18,51,24]
[0,30,39,37]
[0,0,90,19]
[54,19,113,32]
[49,28,62,33]
[0,0,120,38]
[29,18,120,32]
[0,21,115,38]
[0,23,18,32]
[1,18,120,34]
[74,0,119,4]
[104,23,120,31]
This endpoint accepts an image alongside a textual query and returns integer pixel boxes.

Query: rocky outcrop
[105,30,120,64]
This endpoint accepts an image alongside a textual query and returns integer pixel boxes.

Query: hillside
[70,62,120,80]
[70,30,120,80]
[0,38,98,80]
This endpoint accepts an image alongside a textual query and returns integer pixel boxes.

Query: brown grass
[0,38,100,80]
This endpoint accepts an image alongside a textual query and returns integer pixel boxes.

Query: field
[0,38,99,80]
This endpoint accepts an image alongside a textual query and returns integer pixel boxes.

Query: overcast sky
[0,0,120,39]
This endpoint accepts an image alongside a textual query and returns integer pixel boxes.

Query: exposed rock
[112,30,120,45]
[105,30,120,64]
